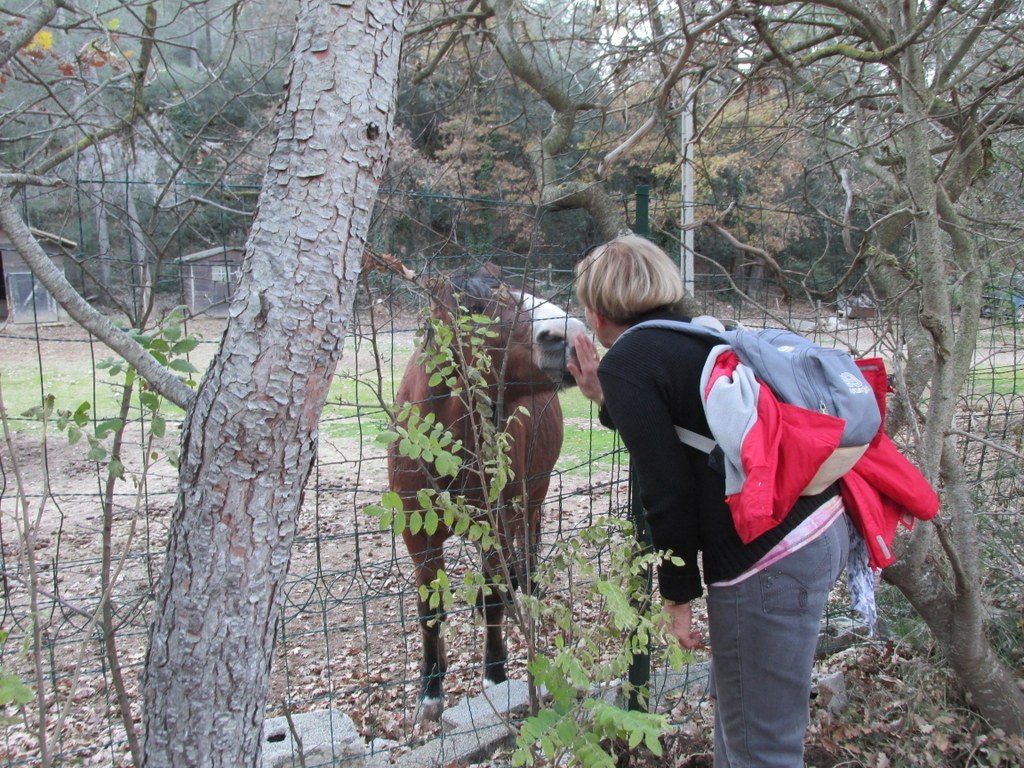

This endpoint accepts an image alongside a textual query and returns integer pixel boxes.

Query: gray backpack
[626,318,883,493]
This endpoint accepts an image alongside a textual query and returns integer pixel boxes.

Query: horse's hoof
[417,697,443,723]
[483,670,508,689]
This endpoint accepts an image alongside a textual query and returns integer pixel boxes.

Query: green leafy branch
[512,518,692,767]
[0,630,33,722]
[99,306,201,469]
[20,307,200,477]
[22,396,125,475]
[370,295,693,765]
[376,404,464,479]
[367,302,524,620]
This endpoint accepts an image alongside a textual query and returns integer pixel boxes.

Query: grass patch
[968,364,1022,396]
[557,389,619,474]
[1,362,138,434]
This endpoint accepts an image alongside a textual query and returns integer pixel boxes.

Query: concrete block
[263,708,365,768]
[441,680,532,733]
[813,671,848,716]
[380,721,514,768]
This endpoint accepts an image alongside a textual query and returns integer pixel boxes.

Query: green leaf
[511,749,532,767]
[409,510,423,535]
[382,491,404,510]
[376,431,401,445]
[628,726,643,750]
[72,401,91,426]
[644,728,663,755]
[399,437,421,459]
[95,418,124,439]
[575,734,615,768]
[0,673,33,706]
[21,405,45,420]
[424,509,439,536]
[169,358,199,374]
[150,416,166,438]
[554,717,578,745]
[171,338,200,354]
[540,735,555,758]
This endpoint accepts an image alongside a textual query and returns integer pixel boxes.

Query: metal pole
[680,78,695,297]
[627,185,653,712]
[635,184,650,236]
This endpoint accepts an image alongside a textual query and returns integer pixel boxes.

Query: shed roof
[180,246,244,263]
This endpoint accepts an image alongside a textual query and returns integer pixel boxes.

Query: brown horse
[388,264,586,721]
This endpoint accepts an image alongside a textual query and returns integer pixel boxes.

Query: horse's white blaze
[515,291,587,370]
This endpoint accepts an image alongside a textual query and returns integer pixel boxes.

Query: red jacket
[839,433,939,568]
[703,350,939,567]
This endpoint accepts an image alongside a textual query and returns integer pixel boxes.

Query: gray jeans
[706,513,851,768]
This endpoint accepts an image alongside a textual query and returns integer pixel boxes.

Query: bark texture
[141,1,407,765]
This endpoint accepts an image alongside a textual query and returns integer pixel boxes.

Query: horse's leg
[521,496,545,596]
[480,493,545,687]
[480,549,509,688]
[403,530,447,721]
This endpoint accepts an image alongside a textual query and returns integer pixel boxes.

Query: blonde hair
[575,235,685,324]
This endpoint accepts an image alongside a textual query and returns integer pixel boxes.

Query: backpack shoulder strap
[675,426,717,453]
[626,317,730,345]
[624,318,730,455]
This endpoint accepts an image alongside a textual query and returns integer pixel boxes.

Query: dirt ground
[0,311,630,765]
[2,310,1021,767]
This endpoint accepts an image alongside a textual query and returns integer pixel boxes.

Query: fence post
[627,185,653,713]
[634,185,649,237]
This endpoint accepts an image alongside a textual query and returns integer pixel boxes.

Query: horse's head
[427,264,586,393]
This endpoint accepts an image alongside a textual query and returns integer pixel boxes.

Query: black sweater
[597,311,837,604]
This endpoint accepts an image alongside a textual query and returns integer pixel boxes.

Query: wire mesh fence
[3,270,1022,766]
[1,184,1023,765]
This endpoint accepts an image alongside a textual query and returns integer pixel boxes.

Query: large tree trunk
[869,24,1024,736]
[886,447,1024,733]
[141,1,407,765]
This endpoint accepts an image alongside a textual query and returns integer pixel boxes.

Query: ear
[588,309,610,331]
[427,276,457,320]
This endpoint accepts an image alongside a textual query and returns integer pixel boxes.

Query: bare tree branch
[0,191,196,409]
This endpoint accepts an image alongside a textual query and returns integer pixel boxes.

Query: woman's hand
[567,334,604,406]
[665,601,703,650]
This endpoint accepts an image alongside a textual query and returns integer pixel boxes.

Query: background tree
[1,0,289,324]
[727,0,1024,734]
[397,0,1024,736]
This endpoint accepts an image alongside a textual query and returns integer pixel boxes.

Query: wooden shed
[0,226,76,325]
[179,246,244,317]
